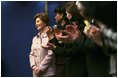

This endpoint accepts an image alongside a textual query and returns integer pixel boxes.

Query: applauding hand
[57,25,80,43]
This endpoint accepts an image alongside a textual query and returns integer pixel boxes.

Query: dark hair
[65,2,85,31]
[65,2,85,22]
[34,13,49,26]
[54,4,69,22]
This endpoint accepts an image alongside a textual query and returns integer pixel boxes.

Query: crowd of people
[29,1,117,77]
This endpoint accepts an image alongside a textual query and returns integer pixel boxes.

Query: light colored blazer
[29,32,55,77]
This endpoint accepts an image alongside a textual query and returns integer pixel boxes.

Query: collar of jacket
[37,32,48,38]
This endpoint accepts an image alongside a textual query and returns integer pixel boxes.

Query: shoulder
[32,36,37,41]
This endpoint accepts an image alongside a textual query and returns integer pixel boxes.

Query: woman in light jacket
[29,13,55,77]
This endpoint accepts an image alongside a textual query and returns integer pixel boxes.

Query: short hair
[54,4,69,22]
[34,13,49,26]
[54,4,66,15]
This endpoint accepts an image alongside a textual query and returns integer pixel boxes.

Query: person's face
[55,13,63,23]
[66,11,72,20]
[35,18,46,31]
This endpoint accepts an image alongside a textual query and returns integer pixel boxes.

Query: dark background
[1,1,67,77]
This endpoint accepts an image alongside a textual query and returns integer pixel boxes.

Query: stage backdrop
[1,1,68,77]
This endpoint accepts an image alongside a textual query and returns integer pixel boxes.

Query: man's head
[54,4,68,23]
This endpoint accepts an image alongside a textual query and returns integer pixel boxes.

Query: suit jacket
[29,32,55,77]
